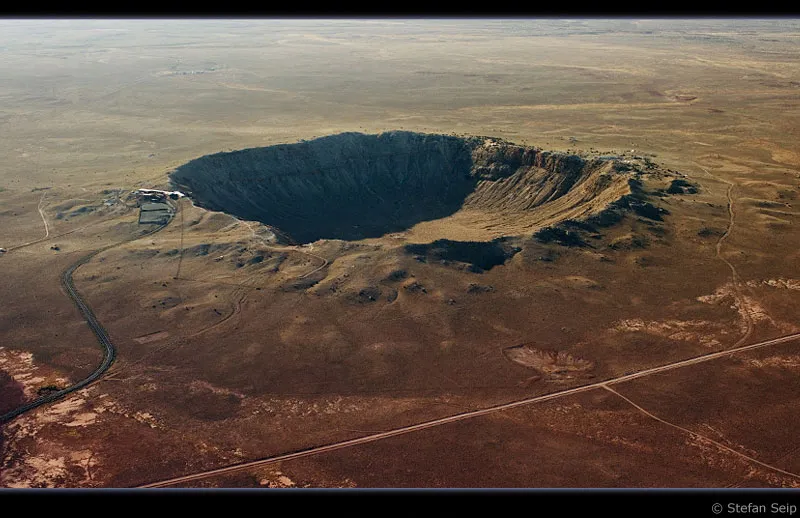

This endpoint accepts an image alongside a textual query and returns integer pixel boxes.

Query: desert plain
[2,19,800,488]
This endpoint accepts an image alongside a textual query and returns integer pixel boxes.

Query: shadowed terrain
[403,238,521,272]
[170,131,637,244]
[171,132,474,243]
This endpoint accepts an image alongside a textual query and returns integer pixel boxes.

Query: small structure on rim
[136,189,168,205]
[138,201,172,225]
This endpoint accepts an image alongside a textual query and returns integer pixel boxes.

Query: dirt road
[695,162,754,348]
[137,331,800,488]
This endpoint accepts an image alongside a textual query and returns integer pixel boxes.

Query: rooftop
[140,202,172,212]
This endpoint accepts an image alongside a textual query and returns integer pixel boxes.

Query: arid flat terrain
[2,19,800,488]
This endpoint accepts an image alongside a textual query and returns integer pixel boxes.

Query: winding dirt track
[37,191,50,240]
[694,163,754,348]
[137,331,800,488]
[237,217,329,279]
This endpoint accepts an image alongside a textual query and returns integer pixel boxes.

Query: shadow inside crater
[170,131,476,243]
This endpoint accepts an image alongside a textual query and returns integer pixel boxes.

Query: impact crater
[170,131,662,245]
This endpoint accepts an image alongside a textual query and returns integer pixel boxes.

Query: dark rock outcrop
[666,178,699,194]
[404,238,521,272]
[533,227,588,247]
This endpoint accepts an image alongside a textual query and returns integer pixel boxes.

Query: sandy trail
[602,384,800,483]
[694,163,754,349]
[38,191,50,239]
[236,218,328,279]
